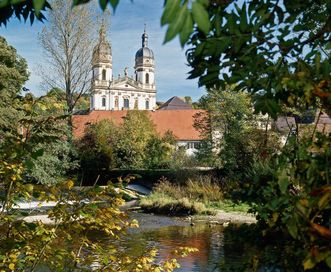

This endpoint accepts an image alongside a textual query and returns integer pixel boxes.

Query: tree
[195,88,279,181]
[0,36,29,136]
[39,0,100,130]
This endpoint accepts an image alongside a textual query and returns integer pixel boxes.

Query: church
[73,25,204,155]
[90,24,156,111]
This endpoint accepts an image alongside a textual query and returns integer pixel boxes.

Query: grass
[140,192,213,216]
[139,177,251,216]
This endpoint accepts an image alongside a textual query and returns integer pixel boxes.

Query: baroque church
[73,25,204,156]
[90,24,156,111]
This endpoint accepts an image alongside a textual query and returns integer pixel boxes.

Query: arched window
[134,98,138,109]
[145,99,149,110]
[102,69,106,80]
[102,96,106,107]
[145,73,149,84]
[114,96,119,109]
[124,98,129,109]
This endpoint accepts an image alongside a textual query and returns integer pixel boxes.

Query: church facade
[90,25,156,111]
[73,25,204,156]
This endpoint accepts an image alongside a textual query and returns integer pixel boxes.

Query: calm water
[123,213,282,272]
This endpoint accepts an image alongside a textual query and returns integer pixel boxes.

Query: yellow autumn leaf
[8,263,15,271]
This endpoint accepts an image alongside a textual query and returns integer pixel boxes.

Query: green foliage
[76,111,177,177]
[28,140,78,185]
[0,0,50,26]
[117,111,158,169]
[241,132,331,270]
[195,87,280,184]
[0,0,125,26]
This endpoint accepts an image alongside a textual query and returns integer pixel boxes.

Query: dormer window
[102,69,106,80]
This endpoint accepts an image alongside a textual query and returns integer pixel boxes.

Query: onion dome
[92,24,112,64]
[135,28,154,60]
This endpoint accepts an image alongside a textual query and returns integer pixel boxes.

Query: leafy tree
[195,88,279,181]
[76,119,119,182]
[144,134,176,169]
[116,111,157,169]
[77,111,177,176]
[0,36,29,137]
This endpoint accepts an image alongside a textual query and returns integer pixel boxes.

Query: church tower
[134,27,156,91]
[90,24,112,110]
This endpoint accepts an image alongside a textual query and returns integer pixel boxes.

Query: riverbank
[20,202,256,225]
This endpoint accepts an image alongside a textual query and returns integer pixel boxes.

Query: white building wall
[92,89,156,111]
[94,65,112,82]
[177,140,201,156]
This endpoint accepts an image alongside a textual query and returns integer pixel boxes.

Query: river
[123,212,281,272]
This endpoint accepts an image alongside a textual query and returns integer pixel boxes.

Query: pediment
[111,77,140,91]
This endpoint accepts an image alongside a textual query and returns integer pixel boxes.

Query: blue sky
[0,0,204,102]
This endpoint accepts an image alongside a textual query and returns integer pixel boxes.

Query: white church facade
[74,25,204,156]
[90,25,156,111]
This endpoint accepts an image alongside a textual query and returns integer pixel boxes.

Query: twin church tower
[90,24,156,111]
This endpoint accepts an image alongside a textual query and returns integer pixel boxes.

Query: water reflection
[124,222,244,272]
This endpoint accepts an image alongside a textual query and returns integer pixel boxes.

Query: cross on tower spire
[142,24,148,47]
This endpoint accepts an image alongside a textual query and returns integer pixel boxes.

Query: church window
[124,98,129,109]
[145,73,149,84]
[114,96,119,109]
[145,99,149,110]
[102,69,106,80]
[102,96,106,107]
[134,98,138,109]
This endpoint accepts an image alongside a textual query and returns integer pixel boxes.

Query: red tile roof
[72,110,205,141]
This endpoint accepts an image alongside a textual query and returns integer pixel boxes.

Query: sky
[0,0,205,102]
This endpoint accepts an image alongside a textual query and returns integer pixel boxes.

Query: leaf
[192,1,210,34]
[303,257,315,270]
[109,0,120,11]
[278,169,289,194]
[311,223,331,240]
[164,4,188,43]
[239,3,248,32]
[318,192,331,209]
[287,218,298,239]
[161,0,180,26]
[9,263,15,271]
[179,13,193,47]
[33,0,45,15]
[99,0,108,10]
[326,256,331,268]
